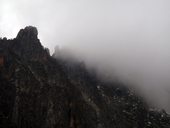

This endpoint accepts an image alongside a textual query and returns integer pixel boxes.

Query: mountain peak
[12,26,49,61]
[0,26,170,128]
[16,26,38,40]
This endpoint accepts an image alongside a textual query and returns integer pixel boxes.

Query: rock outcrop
[0,26,170,128]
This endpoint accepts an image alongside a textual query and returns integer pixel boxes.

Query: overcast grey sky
[1,0,170,112]
[1,0,170,51]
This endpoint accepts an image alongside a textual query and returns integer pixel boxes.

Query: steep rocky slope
[0,26,169,128]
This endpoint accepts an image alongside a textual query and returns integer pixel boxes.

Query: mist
[1,0,170,112]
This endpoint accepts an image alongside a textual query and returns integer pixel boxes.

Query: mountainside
[0,26,170,128]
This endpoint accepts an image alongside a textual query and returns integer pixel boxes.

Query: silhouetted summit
[0,26,169,128]
[16,26,38,40]
[10,26,48,61]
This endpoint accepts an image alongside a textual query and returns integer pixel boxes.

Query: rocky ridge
[0,26,169,128]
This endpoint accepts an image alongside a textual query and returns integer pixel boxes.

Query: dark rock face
[16,26,38,40]
[0,26,170,128]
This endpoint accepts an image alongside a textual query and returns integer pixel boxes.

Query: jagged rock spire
[12,26,49,61]
[16,26,38,40]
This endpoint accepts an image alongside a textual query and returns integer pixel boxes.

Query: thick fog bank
[54,43,170,113]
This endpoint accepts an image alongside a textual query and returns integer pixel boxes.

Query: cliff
[0,26,169,128]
